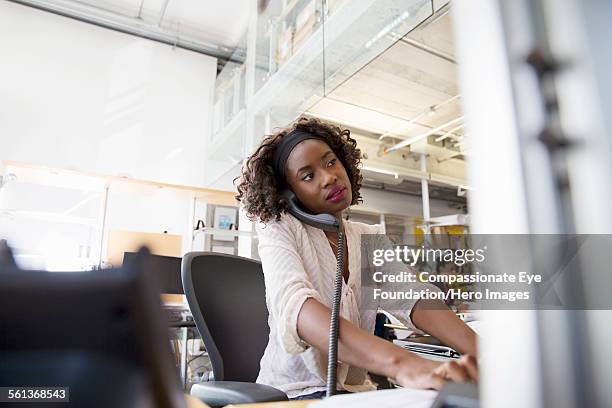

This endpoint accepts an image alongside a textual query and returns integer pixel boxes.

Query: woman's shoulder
[255,214,384,237]
[346,220,384,235]
[255,212,304,237]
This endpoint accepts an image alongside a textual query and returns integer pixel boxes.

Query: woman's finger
[427,373,447,390]
[458,355,479,383]
[437,360,469,383]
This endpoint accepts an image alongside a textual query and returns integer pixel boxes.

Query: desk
[225,401,313,408]
[185,394,212,408]
[223,388,438,408]
[168,320,199,390]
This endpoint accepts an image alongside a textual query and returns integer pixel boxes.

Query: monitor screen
[122,252,183,294]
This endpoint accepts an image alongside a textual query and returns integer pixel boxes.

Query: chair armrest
[191,381,288,408]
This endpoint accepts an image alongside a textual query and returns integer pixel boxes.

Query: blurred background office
[1,1,611,407]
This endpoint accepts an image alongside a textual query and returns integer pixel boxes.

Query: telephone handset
[282,189,340,232]
[281,187,343,398]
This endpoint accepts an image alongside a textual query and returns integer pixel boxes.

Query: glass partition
[250,0,326,148]
[208,32,248,188]
[212,62,246,139]
[207,0,439,189]
[323,0,433,94]
[211,36,247,146]
[254,0,324,95]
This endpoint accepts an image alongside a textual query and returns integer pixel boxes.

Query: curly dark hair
[234,117,363,224]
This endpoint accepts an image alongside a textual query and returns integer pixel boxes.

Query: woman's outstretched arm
[410,298,478,357]
[297,298,478,389]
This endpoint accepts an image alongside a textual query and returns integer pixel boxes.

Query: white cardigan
[255,213,431,398]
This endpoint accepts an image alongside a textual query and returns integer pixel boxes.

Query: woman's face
[284,139,352,217]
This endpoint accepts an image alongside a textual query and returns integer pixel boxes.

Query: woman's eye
[302,173,314,181]
[327,158,337,167]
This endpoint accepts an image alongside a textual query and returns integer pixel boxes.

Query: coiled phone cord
[326,231,345,397]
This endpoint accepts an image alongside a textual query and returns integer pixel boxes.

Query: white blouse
[255,213,433,398]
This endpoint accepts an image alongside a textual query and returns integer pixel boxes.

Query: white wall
[0,2,216,269]
[0,2,216,187]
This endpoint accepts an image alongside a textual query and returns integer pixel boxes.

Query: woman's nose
[322,169,338,187]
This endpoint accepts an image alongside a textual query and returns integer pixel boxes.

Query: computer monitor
[123,252,183,295]
[0,248,186,408]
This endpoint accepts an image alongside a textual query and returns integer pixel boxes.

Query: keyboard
[394,339,460,360]
[430,382,479,408]
[162,305,193,323]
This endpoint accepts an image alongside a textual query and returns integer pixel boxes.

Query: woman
[235,117,478,400]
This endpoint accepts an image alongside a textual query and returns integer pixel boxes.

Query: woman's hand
[410,299,479,357]
[297,298,479,391]
[394,355,479,390]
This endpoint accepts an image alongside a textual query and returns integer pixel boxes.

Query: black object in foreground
[0,246,186,408]
[430,382,479,408]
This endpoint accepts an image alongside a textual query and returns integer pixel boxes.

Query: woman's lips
[326,188,347,203]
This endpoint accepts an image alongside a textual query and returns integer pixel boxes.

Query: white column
[453,2,539,408]
[420,153,430,224]
[187,197,196,252]
[96,184,110,268]
[237,207,253,258]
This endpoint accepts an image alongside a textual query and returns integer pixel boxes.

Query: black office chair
[181,252,288,407]
[0,245,186,408]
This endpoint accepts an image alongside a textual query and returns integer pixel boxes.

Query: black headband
[273,130,326,186]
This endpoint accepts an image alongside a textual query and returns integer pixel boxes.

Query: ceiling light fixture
[365,11,410,49]
[361,165,399,179]
[385,116,464,154]
[379,94,461,141]
[434,123,465,142]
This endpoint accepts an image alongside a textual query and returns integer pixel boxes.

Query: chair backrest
[0,246,185,408]
[181,252,269,383]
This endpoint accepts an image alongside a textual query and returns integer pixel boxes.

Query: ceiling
[305,4,467,203]
[75,0,251,47]
[307,6,466,161]
[12,0,251,70]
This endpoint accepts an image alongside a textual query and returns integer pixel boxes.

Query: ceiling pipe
[8,0,241,62]
[434,123,465,142]
[361,158,468,190]
[416,2,452,31]
[384,116,464,154]
[379,94,461,141]
[391,2,454,64]
[399,37,456,64]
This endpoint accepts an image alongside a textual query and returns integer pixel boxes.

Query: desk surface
[225,401,312,408]
[185,394,211,408]
[223,388,439,408]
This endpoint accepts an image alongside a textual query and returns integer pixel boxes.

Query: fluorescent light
[361,165,399,179]
[365,11,410,49]
[386,116,464,153]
